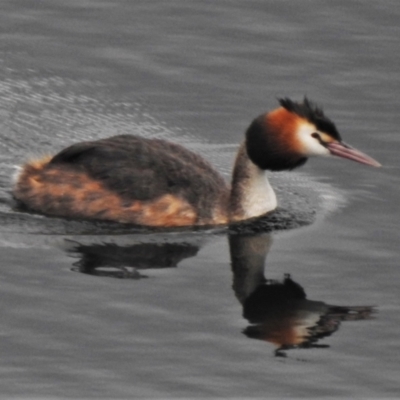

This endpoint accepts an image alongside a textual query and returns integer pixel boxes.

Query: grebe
[12,98,381,227]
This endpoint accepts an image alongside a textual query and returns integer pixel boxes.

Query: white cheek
[297,123,330,157]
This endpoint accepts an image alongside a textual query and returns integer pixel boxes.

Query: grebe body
[12,98,380,227]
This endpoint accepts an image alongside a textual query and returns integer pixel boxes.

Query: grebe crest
[12,98,381,227]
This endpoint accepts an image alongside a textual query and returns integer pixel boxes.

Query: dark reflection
[68,238,200,279]
[66,227,374,356]
[229,233,375,356]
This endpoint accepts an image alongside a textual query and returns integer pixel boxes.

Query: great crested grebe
[12,98,380,227]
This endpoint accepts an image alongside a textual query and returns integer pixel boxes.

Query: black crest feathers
[279,97,342,141]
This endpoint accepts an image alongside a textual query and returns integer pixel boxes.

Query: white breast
[241,162,277,219]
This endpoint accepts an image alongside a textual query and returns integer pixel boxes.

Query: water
[0,1,399,398]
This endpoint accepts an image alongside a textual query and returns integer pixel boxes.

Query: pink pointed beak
[326,142,381,167]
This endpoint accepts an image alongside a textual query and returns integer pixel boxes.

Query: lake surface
[0,1,399,398]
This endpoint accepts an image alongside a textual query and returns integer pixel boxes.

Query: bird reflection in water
[67,230,374,356]
[229,233,374,357]
[68,236,200,279]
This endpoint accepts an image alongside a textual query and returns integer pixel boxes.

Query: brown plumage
[13,137,229,226]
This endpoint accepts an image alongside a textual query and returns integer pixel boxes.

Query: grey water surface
[0,1,399,398]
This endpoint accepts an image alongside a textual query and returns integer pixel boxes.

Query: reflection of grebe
[69,240,200,279]
[229,234,375,356]
[13,98,380,227]
[242,274,374,356]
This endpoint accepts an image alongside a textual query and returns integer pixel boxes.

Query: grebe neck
[229,142,277,222]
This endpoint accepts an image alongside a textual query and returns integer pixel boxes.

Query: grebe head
[246,97,381,171]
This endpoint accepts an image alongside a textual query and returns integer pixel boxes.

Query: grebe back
[12,98,380,227]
